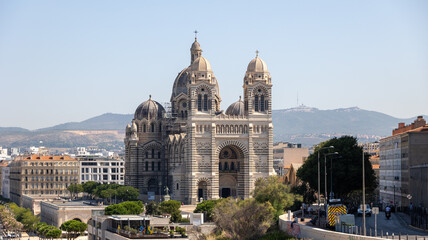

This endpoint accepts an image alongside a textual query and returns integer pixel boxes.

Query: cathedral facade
[124,38,274,204]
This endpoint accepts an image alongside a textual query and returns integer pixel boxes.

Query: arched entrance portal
[218,145,244,198]
[197,180,208,201]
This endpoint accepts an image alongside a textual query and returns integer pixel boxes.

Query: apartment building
[379,116,428,209]
[9,155,79,205]
[76,156,124,185]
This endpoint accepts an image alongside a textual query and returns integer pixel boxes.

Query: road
[354,212,428,239]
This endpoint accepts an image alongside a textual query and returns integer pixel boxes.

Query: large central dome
[170,38,219,102]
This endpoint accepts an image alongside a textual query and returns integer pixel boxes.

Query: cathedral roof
[225,97,245,116]
[171,67,190,101]
[191,56,212,72]
[247,55,268,73]
[191,39,201,51]
[134,96,165,120]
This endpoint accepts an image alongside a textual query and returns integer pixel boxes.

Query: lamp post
[317,146,334,226]
[324,152,339,205]
[362,148,366,236]
[329,154,341,200]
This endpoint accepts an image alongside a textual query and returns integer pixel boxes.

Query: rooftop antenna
[297,90,299,107]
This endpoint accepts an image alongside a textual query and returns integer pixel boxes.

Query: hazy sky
[1,0,427,130]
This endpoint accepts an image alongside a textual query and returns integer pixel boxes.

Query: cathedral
[124,37,274,204]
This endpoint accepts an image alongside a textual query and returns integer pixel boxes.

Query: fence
[411,208,428,230]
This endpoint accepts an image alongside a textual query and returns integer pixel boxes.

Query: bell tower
[243,51,272,116]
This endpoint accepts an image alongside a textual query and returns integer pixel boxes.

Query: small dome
[191,39,201,51]
[226,97,245,116]
[247,56,268,73]
[134,96,165,120]
[191,56,212,72]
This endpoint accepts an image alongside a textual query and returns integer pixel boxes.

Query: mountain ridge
[0,107,426,147]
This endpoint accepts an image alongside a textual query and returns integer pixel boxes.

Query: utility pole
[362,149,366,236]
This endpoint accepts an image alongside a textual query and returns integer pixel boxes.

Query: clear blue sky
[1,0,427,130]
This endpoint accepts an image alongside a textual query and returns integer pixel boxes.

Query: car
[357,204,372,216]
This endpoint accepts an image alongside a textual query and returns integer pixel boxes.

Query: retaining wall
[279,214,384,240]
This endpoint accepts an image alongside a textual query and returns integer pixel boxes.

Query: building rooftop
[44,200,106,207]
[109,215,150,221]
[15,155,76,161]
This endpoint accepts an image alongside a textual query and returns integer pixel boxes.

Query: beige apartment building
[9,155,79,206]
[379,116,428,209]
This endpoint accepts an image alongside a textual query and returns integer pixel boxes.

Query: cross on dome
[256,50,259,57]
[194,30,198,40]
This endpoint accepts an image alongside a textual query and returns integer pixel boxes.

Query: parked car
[357,204,372,216]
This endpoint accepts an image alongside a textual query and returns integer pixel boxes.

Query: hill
[0,107,425,147]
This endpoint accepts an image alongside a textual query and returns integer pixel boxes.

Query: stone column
[245,123,255,198]
[210,123,219,199]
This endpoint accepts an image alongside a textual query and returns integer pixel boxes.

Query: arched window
[151,161,155,171]
[260,95,265,111]
[158,162,161,171]
[176,183,179,190]
[231,162,235,170]
[151,149,155,158]
[145,152,149,158]
[181,111,184,118]
[255,95,259,112]
[158,152,161,159]
[198,94,202,111]
[143,124,146,132]
[203,95,208,111]
[224,162,229,170]
[219,162,222,171]
[185,111,188,118]
[145,162,148,171]
[151,123,155,132]
[159,123,162,131]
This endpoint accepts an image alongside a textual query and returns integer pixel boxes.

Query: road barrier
[279,214,384,240]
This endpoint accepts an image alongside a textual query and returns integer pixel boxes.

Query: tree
[213,198,275,240]
[297,136,377,200]
[145,201,162,216]
[194,199,224,222]
[46,229,62,238]
[100,189,117,204]
[116,186,139,201]
[253,176,302,220]
[60,220,87,240]
[82,181,100,198]
[160,200,181,222]
[67,184,83,200]
[104,201,144,215]
[20,210,40,231]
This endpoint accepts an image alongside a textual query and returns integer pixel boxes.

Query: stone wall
[278,214,383,240]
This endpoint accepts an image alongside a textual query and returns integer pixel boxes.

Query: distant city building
[1,165,10,199]
[26,146,49,155]
[8,155,79,206]
[10,148,20,156]
[125,38,274,203]
[0,161,10,197]
[0,147,10,161]
[379,116,428,209]
[273,142,308,177]
[76,156,125,185]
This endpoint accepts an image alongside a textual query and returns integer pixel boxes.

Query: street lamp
[362,148,366,236]
[329,155,342,200]
[317,145,334,226]
[324,152,339,205]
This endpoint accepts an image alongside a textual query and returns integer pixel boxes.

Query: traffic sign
[372,207,379,214]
